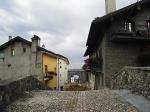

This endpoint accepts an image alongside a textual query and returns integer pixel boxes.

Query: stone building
[0,36,69,90]
[84,0,150,89]
[68,69,87,84]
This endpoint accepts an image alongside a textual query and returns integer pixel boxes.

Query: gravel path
[6,89,138,112]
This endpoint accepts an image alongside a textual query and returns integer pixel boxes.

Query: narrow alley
[6,89,138,112]
[0,0,150,112]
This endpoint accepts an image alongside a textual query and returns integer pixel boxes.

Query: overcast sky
[0,0,137,68]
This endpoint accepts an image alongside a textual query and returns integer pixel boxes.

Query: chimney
[31,35,41,52]
[9,36,12,41]
[42,44,45,48]
[105,0,116,14]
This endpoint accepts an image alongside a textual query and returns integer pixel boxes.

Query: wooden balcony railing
[44,75,53,81]
[83,57,103,72]
[44,71,56,81]
[111,30,150,42]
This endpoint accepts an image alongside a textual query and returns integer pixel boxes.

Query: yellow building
[42,53,57,90]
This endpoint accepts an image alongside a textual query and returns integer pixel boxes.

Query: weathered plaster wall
[58,59,69,88]
[42,54,57,90]
[88,73,95,90]
[0,41,31,80]
[0,41,43,82]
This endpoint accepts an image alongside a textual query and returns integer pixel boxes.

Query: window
[54,67,56,72]
[0,51,5,61]
[8,64,11,68]
[147,20,150,31]
[125,21,135,32]
[60,66,62,69]
[45,65,48,73]
[11,49,14,56]
[23,48,26,53]
[99,48,102,58]
[96,51,98,58]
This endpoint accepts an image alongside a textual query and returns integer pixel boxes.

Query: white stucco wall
[58,58,69,89]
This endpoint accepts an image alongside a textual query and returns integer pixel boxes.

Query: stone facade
[84,1,150,89]
[104,38,143,87]
[103,6,150,87]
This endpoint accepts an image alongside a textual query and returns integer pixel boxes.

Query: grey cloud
[116,0,137,9]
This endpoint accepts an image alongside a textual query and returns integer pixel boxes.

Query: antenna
[42,44,45,48]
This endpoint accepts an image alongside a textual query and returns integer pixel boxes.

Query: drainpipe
[41,42,45,82]
[57,58,60,90]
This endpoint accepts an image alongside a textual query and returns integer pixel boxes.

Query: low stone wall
[0,75,50,109]
[113,66,150,99]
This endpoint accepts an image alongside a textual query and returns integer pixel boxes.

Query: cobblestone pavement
[114,90,150,112]
[6,89,138,112]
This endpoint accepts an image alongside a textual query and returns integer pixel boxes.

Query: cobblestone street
[6,89,138,112]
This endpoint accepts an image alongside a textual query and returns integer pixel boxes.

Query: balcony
[83,58,92,72]
[111,30,150,43]
[139,47,150,66]
[84,58,92,65]
[82,64,91,72]
[44,75,53,81]
[44,71,56,81]
[83,57,102,73]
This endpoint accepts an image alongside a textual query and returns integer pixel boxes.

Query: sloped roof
[0,36,31,50]
[0,36,69,63]
[56,54,70,64]
[84,0,150,56]
[39,47,69,64]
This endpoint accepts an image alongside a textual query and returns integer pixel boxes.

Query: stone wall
[113,66,150,99]
[0,75,50,110]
